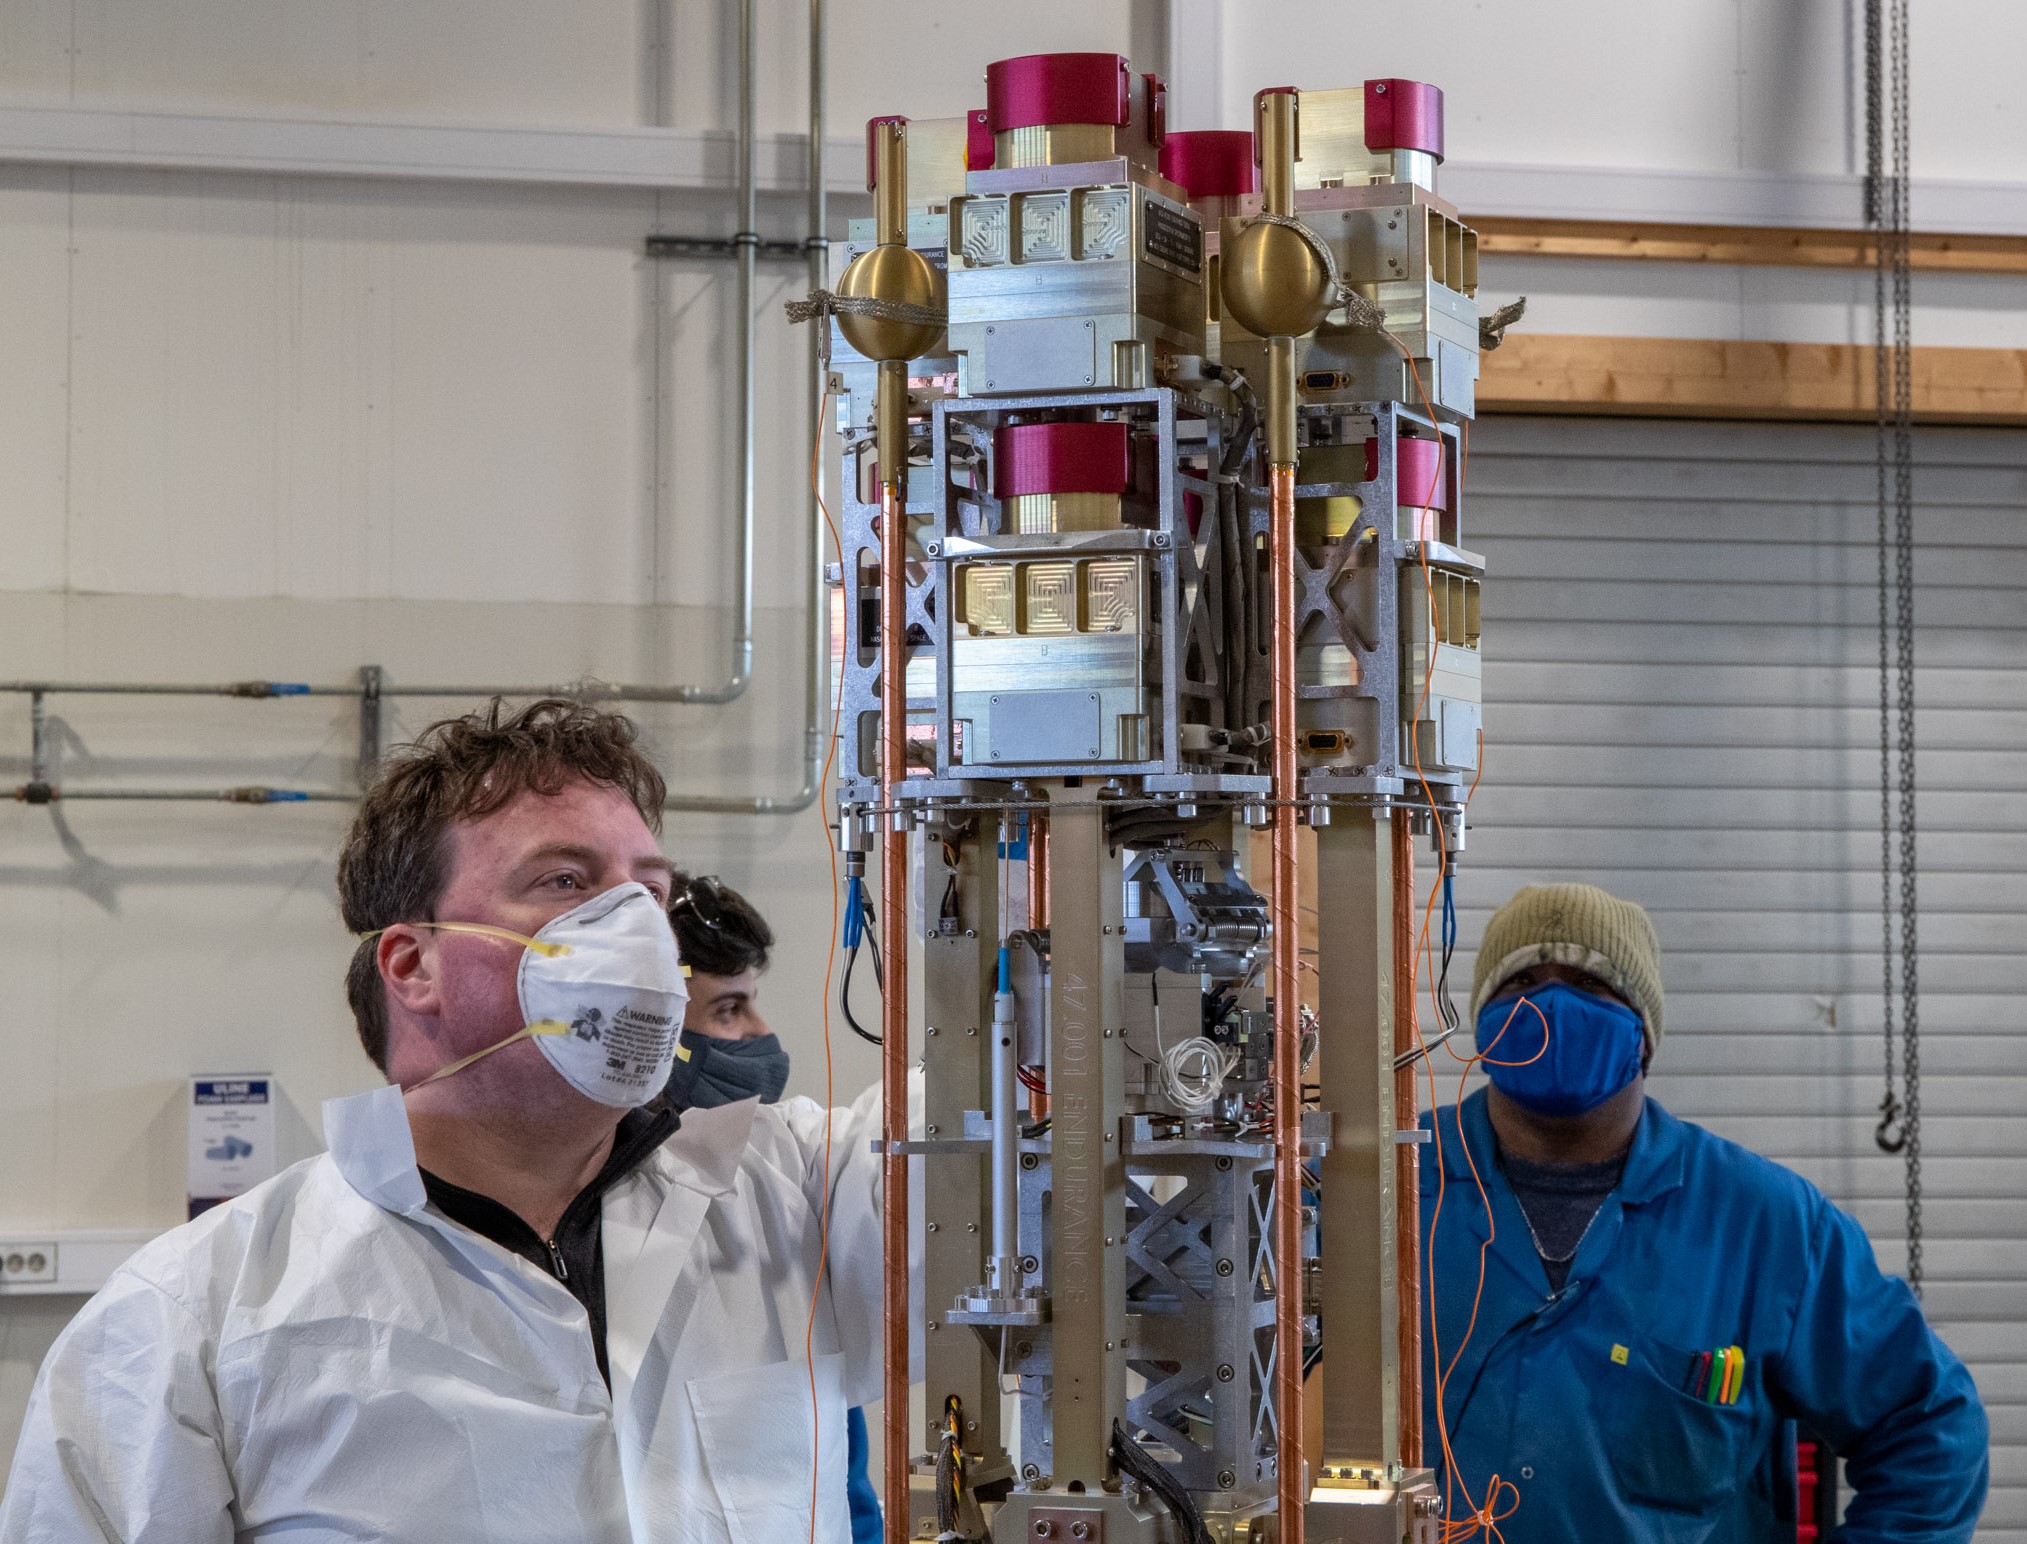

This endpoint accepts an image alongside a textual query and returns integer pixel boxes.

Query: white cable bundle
[1161,1037,1240,1115]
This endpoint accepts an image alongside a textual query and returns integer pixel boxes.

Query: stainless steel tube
[988,958,1019,1286]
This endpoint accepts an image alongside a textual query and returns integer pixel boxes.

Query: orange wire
[804,378,848,1544]
[1381,340,1538,1539]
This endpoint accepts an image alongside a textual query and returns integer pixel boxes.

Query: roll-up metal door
[1452,415,2024,1540]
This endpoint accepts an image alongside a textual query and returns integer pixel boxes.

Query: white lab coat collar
[321,1084,759,1218]
[659,1097,759,1199]
[323,1083,429,1217]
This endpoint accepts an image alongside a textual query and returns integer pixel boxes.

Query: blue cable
[842,873,867,950]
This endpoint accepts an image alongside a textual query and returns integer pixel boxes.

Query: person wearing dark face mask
[1420,882,1987,1542]
[665,873,791,1104]
[665,873,881,1544]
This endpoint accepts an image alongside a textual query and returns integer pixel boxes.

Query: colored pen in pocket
[1685,1349,1712,1396]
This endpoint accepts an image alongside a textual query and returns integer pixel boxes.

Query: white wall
[0,0,2022,1484]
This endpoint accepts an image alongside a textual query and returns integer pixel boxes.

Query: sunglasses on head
[670,874,729,930]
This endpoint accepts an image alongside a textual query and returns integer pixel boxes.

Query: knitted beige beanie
[1469,882,1665,1058]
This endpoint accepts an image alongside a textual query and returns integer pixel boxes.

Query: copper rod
[1391,808,1422,1468]
[878,473,911,1542]
[1026,814,1050,930]
[1024,815,1050,1121]
[1268,459,1306,1544]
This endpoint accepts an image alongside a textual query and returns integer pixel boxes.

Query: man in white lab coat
[0,699,888,1544]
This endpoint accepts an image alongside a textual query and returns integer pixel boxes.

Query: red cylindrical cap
[1364,79,1444,160]
[1159,130,1258,198]
[965,109,995,170]
[994,422,1132,499]
[865,114,907,191]
[1367,436,1449,510]
[986,53,1131,132]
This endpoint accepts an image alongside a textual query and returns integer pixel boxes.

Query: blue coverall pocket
[1591,1340,1755,1517]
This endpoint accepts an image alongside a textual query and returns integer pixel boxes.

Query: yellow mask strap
[410,1019,575,1090]
[359,920,574,959]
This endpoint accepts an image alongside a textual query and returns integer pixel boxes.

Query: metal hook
[1875,1090,1907,1153]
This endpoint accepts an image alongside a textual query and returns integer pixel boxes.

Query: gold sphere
[834,244,945,363]
[1220,219,1333,340]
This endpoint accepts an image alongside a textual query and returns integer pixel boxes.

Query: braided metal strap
[783,289,946,329]
[1480,296,1528,351]
[784,288,947,366]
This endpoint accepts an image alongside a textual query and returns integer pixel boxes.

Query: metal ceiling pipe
[663,0,826,816]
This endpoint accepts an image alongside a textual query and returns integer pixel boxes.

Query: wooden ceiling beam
[1477,334,2027,425]
[1470,216,2027,276]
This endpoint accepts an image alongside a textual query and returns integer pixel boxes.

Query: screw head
[1215,1155,1234,1171]
[1035,1522,1055,1538]
[1071,1524,1091,1540]
[1020,1153,1039,1171]
[1217,1363,1235,1382]
[1022,1463,1043,1483]
[1218,1469,1238,1490]
[1216,1258,1235,1276]
[1019,1253,1040,1271]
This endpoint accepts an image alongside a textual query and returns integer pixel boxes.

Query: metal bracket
[644,234,812,262]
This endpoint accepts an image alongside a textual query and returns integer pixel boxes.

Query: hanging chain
[1867,0,1922,1298]
[1869,0,1900,1161]
[1891,0,1922,1299]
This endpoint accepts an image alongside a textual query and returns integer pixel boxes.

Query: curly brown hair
[338,698,667,1071]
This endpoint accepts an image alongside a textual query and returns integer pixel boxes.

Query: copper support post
[1267,453,1307,1544]
[1024,815,1050,1121]
[1026,814,1050,930]
[1391,809,1422,1467]
[878,414,911,1542]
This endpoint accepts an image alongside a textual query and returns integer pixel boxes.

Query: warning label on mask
[570,1002,677,1094]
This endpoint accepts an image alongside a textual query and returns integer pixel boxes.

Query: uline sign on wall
[187,1076,278,1219]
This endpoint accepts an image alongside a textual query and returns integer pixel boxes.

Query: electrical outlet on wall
[0,1242,58,1286]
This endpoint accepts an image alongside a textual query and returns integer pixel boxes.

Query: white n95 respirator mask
[387,881,689,1108]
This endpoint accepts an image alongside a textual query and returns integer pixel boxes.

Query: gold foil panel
[1287,86,1388,189]
[1021,562,1078,635]
[903,115,972,210]
[1081,557,1139,634]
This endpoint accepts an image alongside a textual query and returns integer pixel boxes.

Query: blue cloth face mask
[1475,980,1645,1117]
[664,1028,791,1109]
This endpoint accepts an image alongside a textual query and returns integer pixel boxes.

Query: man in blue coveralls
[664,873,883,1544]
[1421,881,1987,1541]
